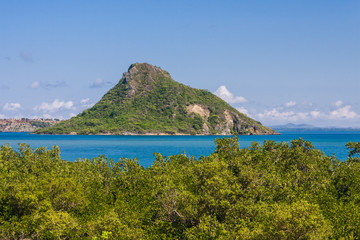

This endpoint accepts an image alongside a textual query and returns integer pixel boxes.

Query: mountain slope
[36,63,277,135]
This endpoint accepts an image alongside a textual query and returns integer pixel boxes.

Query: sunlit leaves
[0,139,360,238]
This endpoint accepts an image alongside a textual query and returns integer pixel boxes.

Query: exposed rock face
[36,63,277,135]
[222,111,234,134]
[186,104,210,120]
[122,63,166,98]
[202,122,210,134]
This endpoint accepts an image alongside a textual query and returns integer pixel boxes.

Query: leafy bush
[1,138,359,239]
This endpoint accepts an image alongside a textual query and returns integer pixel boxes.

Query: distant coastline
[271,123,360,132]
[0,118,60,132]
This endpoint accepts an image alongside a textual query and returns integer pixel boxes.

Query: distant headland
[271,123,360,132]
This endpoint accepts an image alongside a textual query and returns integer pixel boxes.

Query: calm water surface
[1,131,359,167]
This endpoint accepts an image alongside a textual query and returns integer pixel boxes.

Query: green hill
[36,63,277,135]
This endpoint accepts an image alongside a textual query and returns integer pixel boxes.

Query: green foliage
[30,121,52,128]
[36,63,275,135]
[260,201,331,239]
[1,139,359,238]
[346,141,360,163]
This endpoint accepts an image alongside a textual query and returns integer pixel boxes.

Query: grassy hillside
[37,63,276,135]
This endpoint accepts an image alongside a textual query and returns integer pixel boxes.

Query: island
[36,63,277,135]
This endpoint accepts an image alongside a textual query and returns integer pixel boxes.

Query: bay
[0,131,360,168]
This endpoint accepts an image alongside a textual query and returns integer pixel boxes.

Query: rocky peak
[121,63,170,97]
[123,63,167,80]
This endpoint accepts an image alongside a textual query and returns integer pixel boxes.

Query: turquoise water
[0,131,360,167]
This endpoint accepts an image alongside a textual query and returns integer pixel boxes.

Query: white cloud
[92,78,104,87]
[80,98,94,108]
[257,108,309,122]
[297,112,309,120]
[258,108,293,120]
[80,98,90,104]
[30,81,67,89]
[42,114,52,119]
[30,81,40,89]
[0,114,5,119]
[257,103,359,126]
[3,103,21,111]
[285,101,296,107]
[335,100,343,107]
[90,78,113,88]
[70,113,77,118]
[34,99,74,112]
[39,114,64,120]
[236,107,249,116]
[214,85,247,103]
[248,100,359,127]
[330,105,357,119]
[310,110,321,118]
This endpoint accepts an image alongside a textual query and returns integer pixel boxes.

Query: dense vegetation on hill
[36,63,276,135]
[1,138,360,239]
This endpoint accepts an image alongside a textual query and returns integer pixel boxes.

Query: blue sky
[1,1,359,127]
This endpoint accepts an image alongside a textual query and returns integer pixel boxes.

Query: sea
[1,131,360,168]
